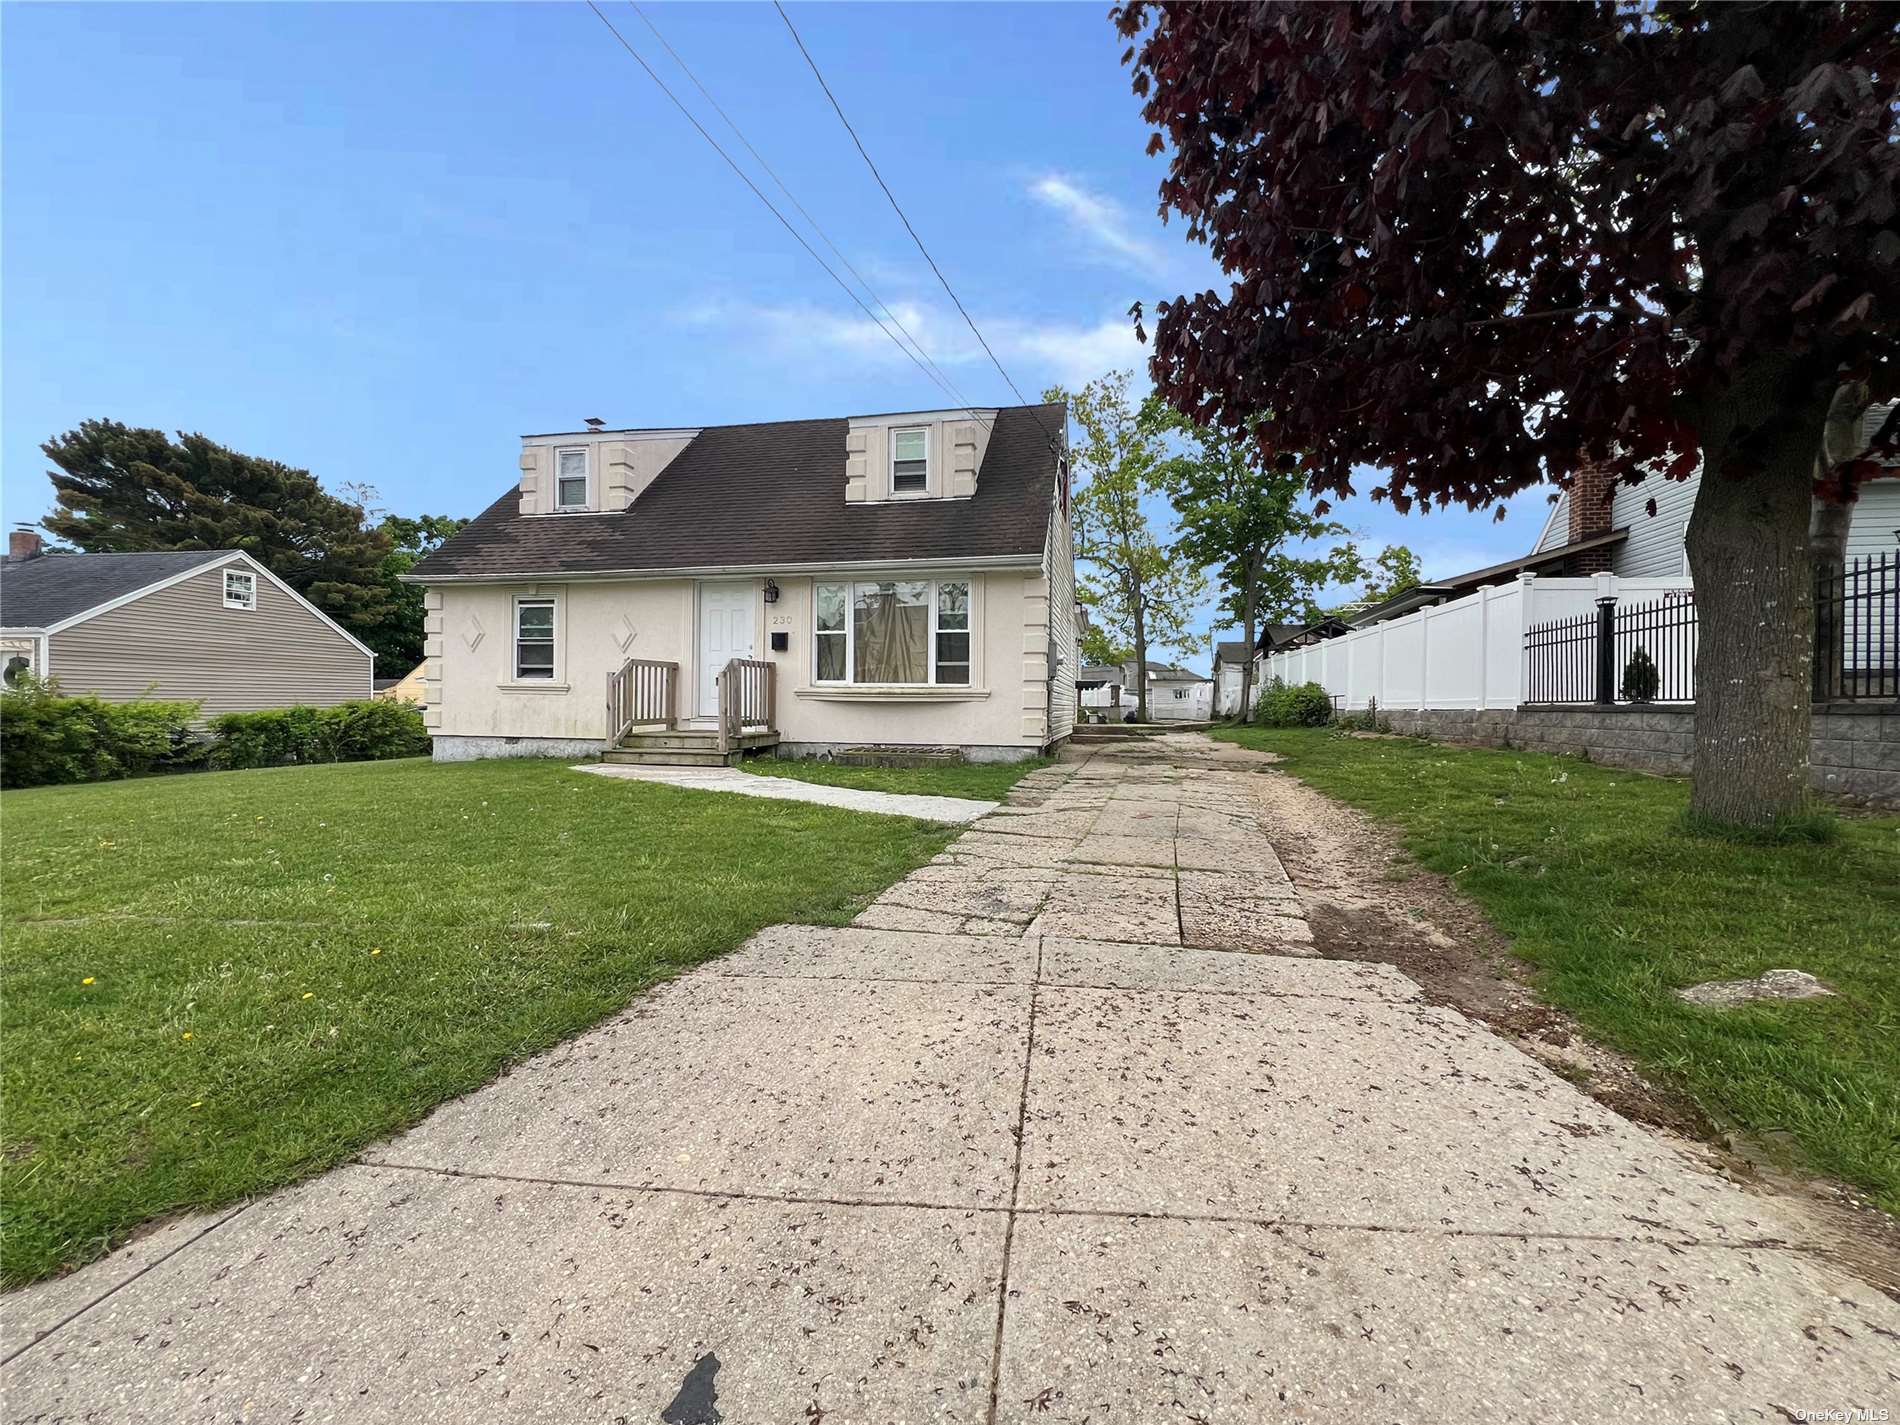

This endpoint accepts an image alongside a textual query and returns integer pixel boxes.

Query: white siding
[1846,478,1900,560]
[1611,474,1698,577]
[1538,465,1896,574]
[1043,497,1078,741]
[1534,491,1571,553]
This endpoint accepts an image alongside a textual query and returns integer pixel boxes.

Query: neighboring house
[1531,403,1900,578]
[1142,662,1214,721]
[1076,659,1213,721]
[1212,640,1256,717]
[0,534,374,712]
[405,403,1077,765]
[374,663,427,706]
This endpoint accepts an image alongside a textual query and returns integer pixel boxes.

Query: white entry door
[698,581,757,717]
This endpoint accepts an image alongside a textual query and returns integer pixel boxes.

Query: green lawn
[1214,726,1900,1211]
[747,754,1052,802]
[0,758,957,1286]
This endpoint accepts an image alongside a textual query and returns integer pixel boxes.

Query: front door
[698,581,757,717]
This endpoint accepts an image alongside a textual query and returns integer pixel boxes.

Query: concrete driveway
[5,738,1895,1422]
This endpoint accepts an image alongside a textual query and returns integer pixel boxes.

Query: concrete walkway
[5,737,1895,1421]
[576,760,998,823]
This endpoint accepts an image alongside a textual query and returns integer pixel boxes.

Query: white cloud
[995,314,1147,390]
[671,296,1147,395]
[1028,174,1172,280]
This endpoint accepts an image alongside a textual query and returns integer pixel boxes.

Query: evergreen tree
[40,420,394,636]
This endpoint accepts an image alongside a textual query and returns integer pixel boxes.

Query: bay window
[814,578,972,686]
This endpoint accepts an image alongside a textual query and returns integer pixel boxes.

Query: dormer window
[556,448,588,509]
[891,428,929,494]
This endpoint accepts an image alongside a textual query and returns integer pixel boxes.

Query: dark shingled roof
[1214,640,1252,665]
[0,550,229,628]
[412,403,1066,580]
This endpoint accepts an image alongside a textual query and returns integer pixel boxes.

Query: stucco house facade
[407,403,1077,765]
[0,537,374,712]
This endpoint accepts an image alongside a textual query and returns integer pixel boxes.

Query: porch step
[601,747,742,768]
[605,727,781,768]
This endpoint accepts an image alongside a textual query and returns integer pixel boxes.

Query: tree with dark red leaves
[1115,0,1898,829]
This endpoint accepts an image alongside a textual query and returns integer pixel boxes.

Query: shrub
[0,677,203,788]
[1,684,428,787]
[209,700,429,769]
[209,704,330,769]
[1254,677,1334,727]
[1620,646,1661,703]
[320,698,432,762]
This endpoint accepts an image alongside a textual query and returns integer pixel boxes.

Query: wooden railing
[716,658,776,754]
[607,658,678,744]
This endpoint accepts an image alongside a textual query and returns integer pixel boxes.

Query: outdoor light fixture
[762,578,780,604]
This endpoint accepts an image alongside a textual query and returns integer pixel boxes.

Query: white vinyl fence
[1263,573,1695,712]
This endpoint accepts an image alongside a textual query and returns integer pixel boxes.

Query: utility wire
[772,0,1063,451]
[626,1,991,432]
[582,0,985,421]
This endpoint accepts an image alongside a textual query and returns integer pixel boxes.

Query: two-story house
[406,403,1077,765]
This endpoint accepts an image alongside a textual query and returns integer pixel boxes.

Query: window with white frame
[814,578,971,685]
[223,569,256,610]
[514,598,556,679]
[890,428,929,494]
[555,448,588,509]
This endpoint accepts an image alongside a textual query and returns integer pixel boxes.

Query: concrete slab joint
[6,732,1895,1422]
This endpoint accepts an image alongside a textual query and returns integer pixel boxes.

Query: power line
[581,0,985,422]
[772,0,1061,450]
[626,1,991,432]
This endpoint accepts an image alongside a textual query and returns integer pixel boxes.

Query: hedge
[0,678,430,788]
[210,698,430,769]
[0,679,207,788]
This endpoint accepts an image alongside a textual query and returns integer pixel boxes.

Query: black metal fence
[1525,591,1697,705]
[1815,551,1899,701]
[1523,552,1897,706]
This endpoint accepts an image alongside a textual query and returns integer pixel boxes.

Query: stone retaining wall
[1376,704,1898,809]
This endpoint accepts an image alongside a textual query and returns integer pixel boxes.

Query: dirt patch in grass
[1247,763,1900,1298]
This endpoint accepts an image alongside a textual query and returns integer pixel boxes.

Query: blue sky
[2,1,1555,666]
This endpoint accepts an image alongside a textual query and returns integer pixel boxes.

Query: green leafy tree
[41,420,393,635]
[1116,0,1899,828]
[353,511,468,671]
[1078,618,1131,669]
[1358,545,1423,605]
[1149,403,1356,720]
[1048,372,1205,722]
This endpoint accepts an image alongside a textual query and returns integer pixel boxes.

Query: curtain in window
[853,581,927,682]
[815,583,847,681]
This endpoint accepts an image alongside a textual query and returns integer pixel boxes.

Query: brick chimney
[1565,458,1616,574]
[7,529,43,562]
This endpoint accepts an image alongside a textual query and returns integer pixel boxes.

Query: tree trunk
[1685,447,1816,829]
[1239,554,1259,723]
[1131,571,1150,723]
[1808,379,1867,700]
